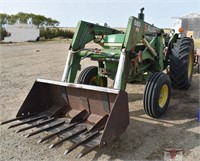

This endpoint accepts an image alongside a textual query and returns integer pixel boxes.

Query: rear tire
[77,66,107,87]
[143,72,171,118]
[169,37,194,90]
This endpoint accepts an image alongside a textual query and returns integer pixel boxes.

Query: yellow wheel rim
[90,76,97,85]
[89,76,104,86]
[99,77,104,86]
[159,84,169,108]
[188,50,193,79]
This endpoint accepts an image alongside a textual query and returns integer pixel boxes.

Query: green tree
[32,14,45,27]
[0,12,60,28]
[0,27,8,40]
[45,18,59,27]
[9,15,17,24]
[15,12,30,24]
[0,13,10,27]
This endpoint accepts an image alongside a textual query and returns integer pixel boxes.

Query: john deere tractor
[1,8,194,158]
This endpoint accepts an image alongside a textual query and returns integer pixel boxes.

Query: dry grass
[59,27,76,32]
[60,27,126,32]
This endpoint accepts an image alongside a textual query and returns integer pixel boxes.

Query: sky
[1,0,200,28]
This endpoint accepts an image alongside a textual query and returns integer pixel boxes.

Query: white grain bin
[3,24,39,42]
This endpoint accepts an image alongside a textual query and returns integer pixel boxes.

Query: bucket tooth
[64,130,99,155]
[77,134,102,157]
[26,120,65,138]
[0,113,36,125]
[16,117,55,133]
[8,115,47,129]
[38,122,78,143]
[49,127,87,149]
[87,114,108,132]
[77,144,99,158]
[69,109,89,124]
[46,105,70,118]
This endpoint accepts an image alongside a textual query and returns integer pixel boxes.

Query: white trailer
[3,24,39,42]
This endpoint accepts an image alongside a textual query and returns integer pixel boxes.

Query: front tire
[77,66,107,87]
[143,72,171,118]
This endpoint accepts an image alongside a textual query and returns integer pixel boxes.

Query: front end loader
[1,8,194,158]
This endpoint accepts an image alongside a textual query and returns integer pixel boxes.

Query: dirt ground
[0,40,199,161]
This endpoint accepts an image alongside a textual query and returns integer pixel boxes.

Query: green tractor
[1,8,194,158]
[61,8,194,118]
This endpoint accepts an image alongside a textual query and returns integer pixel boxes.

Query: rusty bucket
[1,79,129,158]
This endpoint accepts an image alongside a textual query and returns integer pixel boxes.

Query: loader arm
[71,20,122,51]
[62,21,122,83]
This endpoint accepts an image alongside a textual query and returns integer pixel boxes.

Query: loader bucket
[1,79,129,158]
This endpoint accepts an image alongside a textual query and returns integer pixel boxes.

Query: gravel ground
[0,40,199,161]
